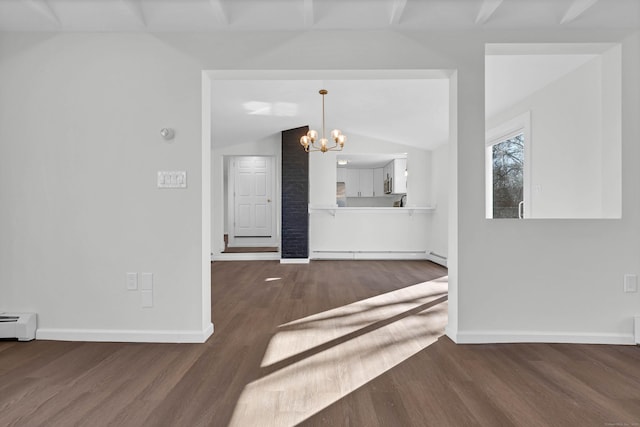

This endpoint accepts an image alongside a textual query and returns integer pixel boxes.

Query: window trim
[485,111,531,219]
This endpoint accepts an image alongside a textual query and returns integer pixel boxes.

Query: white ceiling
[211,78,450,150]
[0,0,637,32]
[2,1,632,154]
[212,49,606,152]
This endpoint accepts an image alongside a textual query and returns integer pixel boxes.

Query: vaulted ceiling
[0,0,637,32]
[3,1,634,152]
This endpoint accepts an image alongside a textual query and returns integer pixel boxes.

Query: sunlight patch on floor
[228,277,448,427]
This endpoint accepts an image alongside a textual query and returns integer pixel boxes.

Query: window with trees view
[491,134,524,218]
[486,111,530,219]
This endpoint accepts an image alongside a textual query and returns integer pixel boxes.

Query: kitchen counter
[308,205,435,216]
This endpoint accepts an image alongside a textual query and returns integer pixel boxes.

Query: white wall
[1,29,638,345]
[0,33,211,341]
[428,143,449,261]
[487,50,621,218]
[456,33,639,344]
[601,45,623,218]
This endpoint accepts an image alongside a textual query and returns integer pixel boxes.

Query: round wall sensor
[160,128,175,140]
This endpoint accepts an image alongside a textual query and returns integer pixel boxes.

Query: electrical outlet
[624,274,638,293]
[141,290,153,308]
[126,273,138,290]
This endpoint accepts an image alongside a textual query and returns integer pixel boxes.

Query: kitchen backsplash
[345,196,404,208]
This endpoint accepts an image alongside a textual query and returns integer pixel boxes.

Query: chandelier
[300,89,347,153]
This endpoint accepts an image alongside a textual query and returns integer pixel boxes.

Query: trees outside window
[491,134,524,218]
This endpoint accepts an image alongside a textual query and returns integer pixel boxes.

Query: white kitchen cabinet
[383,158,408,194]
[359,169,374,197]
[345,168,374,197]
[373,168,384,197]
[345,169,360,197]
[337,167,347,183]
[393,158,407,194]
[383,163,392,194]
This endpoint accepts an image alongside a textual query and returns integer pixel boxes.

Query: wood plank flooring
[1,260,639,426]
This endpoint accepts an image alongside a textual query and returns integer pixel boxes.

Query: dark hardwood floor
[1,260,639,426]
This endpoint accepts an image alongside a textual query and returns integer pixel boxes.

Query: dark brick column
[281,126,309,259]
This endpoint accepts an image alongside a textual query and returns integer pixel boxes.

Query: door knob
[267,199,272,203]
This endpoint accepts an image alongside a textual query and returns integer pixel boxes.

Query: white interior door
[234,156,272,237]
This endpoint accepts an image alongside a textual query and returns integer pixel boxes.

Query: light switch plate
[157,171,187,189]
[141,272,153,291]
[126,272,138,290]
[624,274,638,293]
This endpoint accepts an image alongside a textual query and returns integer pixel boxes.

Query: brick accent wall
[281,126,309,259]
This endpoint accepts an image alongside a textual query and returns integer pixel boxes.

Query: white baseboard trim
[635,316,640,344]
[212,252,280,262]
[280,258,310,264]
[445,325,458,343]
[310,251,428,261]
[426,253,447,267]
[36,322,214,343]
[455,330,635,345]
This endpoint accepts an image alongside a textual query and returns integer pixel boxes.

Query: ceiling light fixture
[300,89,346,153]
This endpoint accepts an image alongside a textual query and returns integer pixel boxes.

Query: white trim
[426,252,448,267]
[280,258,310,264]
[456,330,635,345]
[485,43,618,56]
[36,323,214,344]
[208,69,453,81]
[201,72,213,333]
[213,252,280,261]
[634,316,640,344]
[308,205,435,216]
[445,325,458,343]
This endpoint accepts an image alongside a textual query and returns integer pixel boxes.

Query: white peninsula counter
[308,204,436,260]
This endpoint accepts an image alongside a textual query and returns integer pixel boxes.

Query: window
[486,112,531,219]
[490,133,524,218]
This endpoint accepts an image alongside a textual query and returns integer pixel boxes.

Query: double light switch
[157,171,187,188]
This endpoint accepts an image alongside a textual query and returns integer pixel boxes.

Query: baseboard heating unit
[0,312,37,341]
[311,250,428,260]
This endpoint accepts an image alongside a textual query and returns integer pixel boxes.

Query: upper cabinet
[373,168,384,197]
[393,158,407,194]
[346,168,374,197]
[383,158,407,194]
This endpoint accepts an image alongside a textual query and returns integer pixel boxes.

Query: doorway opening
[205,68,459,339]
[224,155,279,254]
